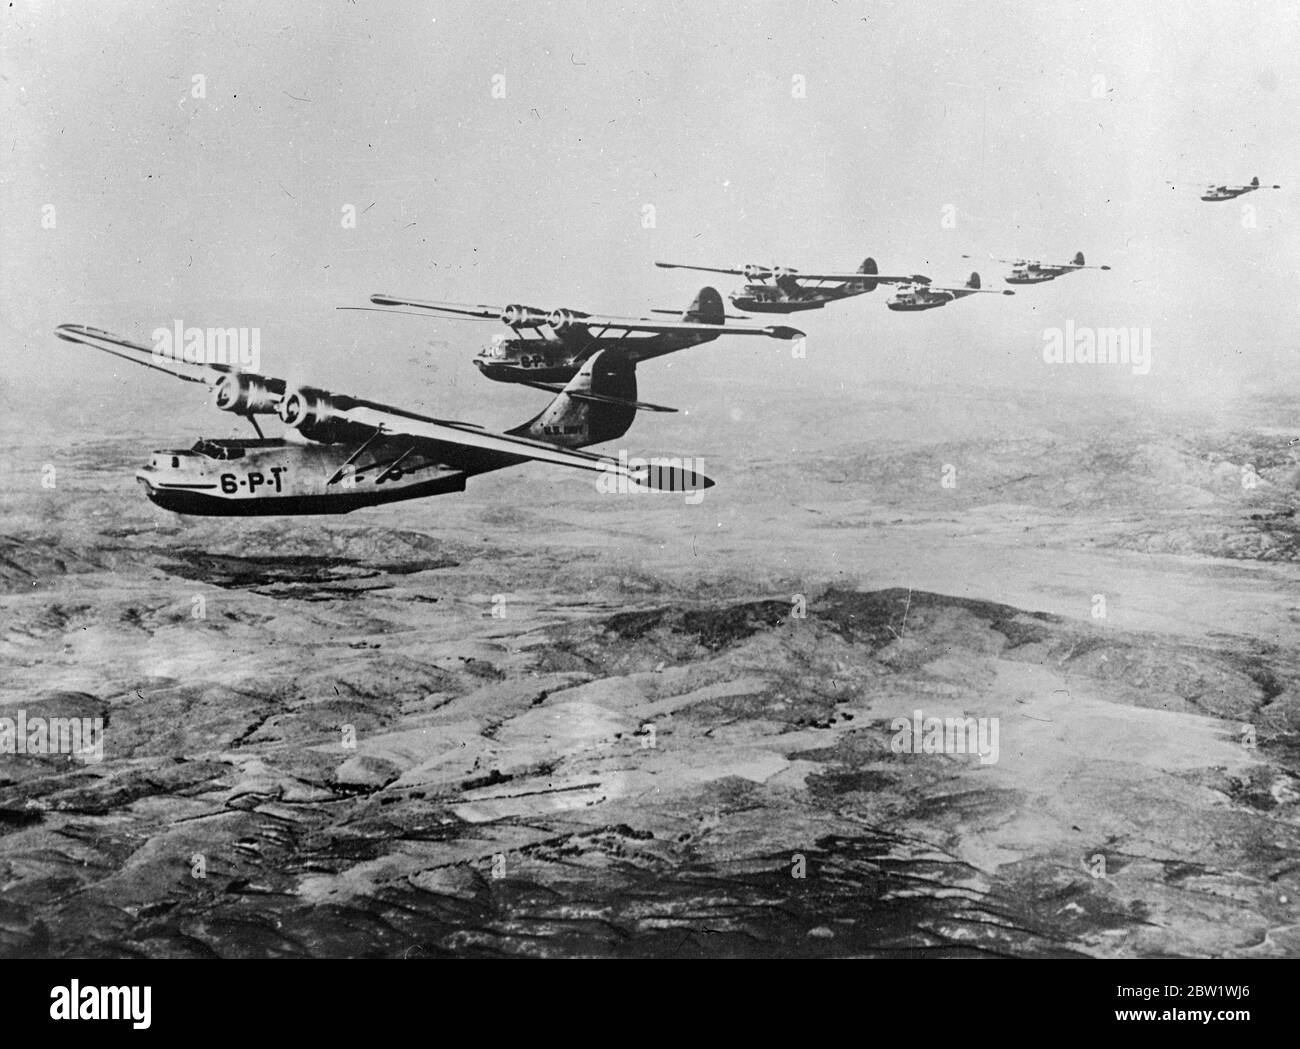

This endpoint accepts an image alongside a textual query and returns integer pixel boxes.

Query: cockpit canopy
[187,438,282,460]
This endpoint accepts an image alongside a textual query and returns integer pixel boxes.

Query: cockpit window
[190,439,245,460]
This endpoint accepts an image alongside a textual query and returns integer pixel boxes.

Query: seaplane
[352,287,802,387]
[962,251,1111,285]
[652,258,922,314]
[885,272,1014,312]
[1199,176,1280,202]
[54,323,711,516]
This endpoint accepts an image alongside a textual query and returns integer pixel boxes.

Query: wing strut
[327,427,386,485]
[374,448,415,483]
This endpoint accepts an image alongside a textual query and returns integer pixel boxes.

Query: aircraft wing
[275,391,707,488]
[368,294,802,340]
[549,312,804,340]
[649,309,754,321]
[368,295,504,319]
[930,284,1015,295]
[333,407,669,475]
[654,261,747,276]
[962,253,1024,265]
[54,324,238,385]
[786,270,920,284]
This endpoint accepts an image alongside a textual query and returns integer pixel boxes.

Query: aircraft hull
[135,439,469,516]
[139,474,468,515]
[730,299,829,314]
[886,300,946,311]
[475,361,582,384]
[474,334,704,384]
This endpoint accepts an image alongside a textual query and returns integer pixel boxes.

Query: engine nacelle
[277,385,369,444]
[501,304,551,328]
[277,384,335,430]
[213,372,280,415]
[742,263,773,281]
[772,266,799,278]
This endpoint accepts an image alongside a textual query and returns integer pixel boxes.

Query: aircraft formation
[653,257,1016,314]
[59,172,1277,516]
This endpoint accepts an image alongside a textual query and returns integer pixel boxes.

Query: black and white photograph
[1,0,1297,999]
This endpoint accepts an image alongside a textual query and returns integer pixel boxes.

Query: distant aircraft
[1199,176,1280,202]
[885,272,1014,312]
[964,251,1111,285]
[356,287,803,387]
[54,323,711,516]
[653,258,922,314]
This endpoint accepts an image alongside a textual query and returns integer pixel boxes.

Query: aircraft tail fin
[856,257,880,291]
[1251,176,1260,187]
[507,348,637,447]
[1072,251,1086,266]
[682,286,725,325]
[967,272,981,290]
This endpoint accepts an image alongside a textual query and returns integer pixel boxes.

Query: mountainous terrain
[2,382,1297,957]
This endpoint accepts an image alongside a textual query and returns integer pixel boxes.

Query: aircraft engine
[742,264,773,281]
[547,308,577,330]
[277,385,370,444]
[213,372,280,415]
[772,266,799,278]
[500,304,550,328]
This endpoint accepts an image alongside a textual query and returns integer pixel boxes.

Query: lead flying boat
[55,323,710,516]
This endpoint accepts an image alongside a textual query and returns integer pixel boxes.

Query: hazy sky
[3,0,1298,431]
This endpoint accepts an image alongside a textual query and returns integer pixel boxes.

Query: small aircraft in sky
[963,251,1111,285]
[354,287,803,387]
[885,272,1014,312]
[652,258,923,314]
[1198,176,1280,202]
[54,323,710,516]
